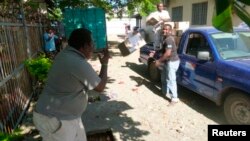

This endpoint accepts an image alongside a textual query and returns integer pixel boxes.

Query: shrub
[0,129,24,141]
[25,53,53,83]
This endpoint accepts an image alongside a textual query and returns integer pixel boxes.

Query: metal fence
[0,20,44,133]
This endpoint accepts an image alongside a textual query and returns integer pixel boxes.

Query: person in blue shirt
[43,28,58,58]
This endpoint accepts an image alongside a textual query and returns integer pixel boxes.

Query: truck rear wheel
[224,92,250,124]
[148,61,160,82]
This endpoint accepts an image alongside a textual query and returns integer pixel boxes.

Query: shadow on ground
[122,62,162,96]
[18,101,42,141]
[20,90,151,141]
[82,93,149,141]
[124,61,227,124]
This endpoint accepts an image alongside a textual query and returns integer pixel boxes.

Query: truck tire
[148,61,160,82]
[224,92,250,124]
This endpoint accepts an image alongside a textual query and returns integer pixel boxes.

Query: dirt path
[20,35,227,141]
[82,35,227,141]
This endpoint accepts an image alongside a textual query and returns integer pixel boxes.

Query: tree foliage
[46,0,160,20]
[213,0,250,32]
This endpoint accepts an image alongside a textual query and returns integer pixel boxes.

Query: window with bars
[192,2,208,25]
[172,6,183,22]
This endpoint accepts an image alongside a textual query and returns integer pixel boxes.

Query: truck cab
[139,26,250,124]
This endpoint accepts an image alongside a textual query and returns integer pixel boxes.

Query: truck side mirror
[197,51,210,61]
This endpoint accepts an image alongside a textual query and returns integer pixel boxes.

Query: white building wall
[167,0,214,26]
[106,18,136,35]
[140,0,214,28]
[167,0,249,26]
[114,1,249,41]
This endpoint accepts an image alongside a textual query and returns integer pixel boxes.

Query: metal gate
[0,21,44,133]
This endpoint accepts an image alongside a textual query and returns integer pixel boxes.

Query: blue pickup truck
[139,26,250,124]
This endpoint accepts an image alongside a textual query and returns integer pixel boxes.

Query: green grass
[0,129,24,141]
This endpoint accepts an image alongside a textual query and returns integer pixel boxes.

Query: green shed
[63,8,107,51]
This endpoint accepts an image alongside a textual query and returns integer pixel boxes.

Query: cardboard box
[118,36,146,56]
[118,41,134,56]
[175,36,181,47]
[146,17,159,26]
[175,21,190,32]
[146,11,171,26]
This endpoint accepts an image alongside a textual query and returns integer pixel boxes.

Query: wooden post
[20,2,32,58]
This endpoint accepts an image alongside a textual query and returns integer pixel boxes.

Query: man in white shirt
[146,3,171,49]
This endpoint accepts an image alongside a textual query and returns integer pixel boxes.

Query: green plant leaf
[212,3,233,32]
[25,54,52,83]
[0,129,24,141]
